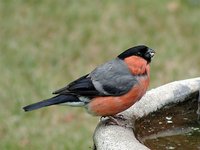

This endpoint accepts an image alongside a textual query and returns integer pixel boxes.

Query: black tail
[23,95,81,112]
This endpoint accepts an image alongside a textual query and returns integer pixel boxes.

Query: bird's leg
[112,114,127,121]
[100,116,122,126]
[103,114,134,128]
[107,116,121,125]
[103,114,126,126]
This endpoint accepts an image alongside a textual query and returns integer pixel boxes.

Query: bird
[23,45,155,122]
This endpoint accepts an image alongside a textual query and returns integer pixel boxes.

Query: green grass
[0,0,200,149]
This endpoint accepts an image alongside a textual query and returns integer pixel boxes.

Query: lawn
[0,0,200,149]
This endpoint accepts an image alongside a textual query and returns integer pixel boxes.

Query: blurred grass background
[0,0,200,149]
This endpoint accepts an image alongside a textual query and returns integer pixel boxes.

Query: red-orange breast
[87,56,150,116]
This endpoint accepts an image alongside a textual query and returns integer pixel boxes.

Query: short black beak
[148,48,155,58]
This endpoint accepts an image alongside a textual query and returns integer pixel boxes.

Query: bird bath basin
[135,92,200,150]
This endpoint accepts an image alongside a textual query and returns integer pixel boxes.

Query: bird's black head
[118,45,155,63]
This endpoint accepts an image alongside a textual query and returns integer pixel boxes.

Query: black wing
[53,74,136,97]
[53,74,100,96]
[53,59,138,97]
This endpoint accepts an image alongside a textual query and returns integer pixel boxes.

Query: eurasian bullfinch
[23,45,155,119]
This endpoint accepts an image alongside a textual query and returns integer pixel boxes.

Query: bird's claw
[102,114,133,128]
[113,114,126,121]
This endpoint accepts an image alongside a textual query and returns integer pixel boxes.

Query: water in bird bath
[134,92,200,150]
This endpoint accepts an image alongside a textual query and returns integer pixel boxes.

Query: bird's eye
[137,52,141,55]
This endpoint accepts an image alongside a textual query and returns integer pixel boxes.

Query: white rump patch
[79,96,90,102]
[60,102,85,107]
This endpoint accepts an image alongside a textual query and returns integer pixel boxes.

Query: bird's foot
[113,114,127,121]
[103,114,133,128]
